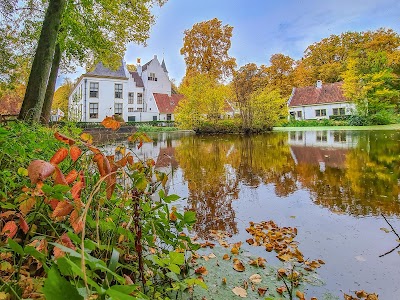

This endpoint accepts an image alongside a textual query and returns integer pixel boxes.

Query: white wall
[289,103,355,120]
[288,130,358,148]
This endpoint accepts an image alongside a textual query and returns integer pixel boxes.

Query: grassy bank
[273,123,400,131]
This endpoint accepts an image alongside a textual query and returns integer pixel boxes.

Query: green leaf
[168,263,181,274]
[42,266,83,300]
[17,167,28,176]
[105,288,137,300]
[53,184,71,193]
[164,194,180,203]
[41,184,53,194]
[169,251,185,265]
[24,246,48,271]
[166,272,179,281]
[8,238,24,255]
[183,211,197,225]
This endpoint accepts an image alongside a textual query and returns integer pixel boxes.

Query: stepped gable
[153,93,184,113]
[130,71,144,87]
[288,82,347,107]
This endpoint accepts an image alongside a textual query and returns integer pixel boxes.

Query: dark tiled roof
[155,147,178,168]
[141,60,151,72]
[161,59,168,73]
[288,82,348,107]
[153,93,183,114]
[85,62,127,79]
[130,71,144,87]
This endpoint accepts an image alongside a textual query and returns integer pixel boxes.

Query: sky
[69,0,400,85]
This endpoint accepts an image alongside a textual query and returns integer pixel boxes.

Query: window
[148,72,157,81]
[115,84,123,99]
[334,132,347,142]
[136,108,143,112]
[128,116,136,122]
[316,131,328,142]
[89,82,99,98]
[89,103,99,118]
[289,111,295,119]
[290,132,296,141]
[315,109,326,117]
[297,111,302,119]
[137,93,143,104]
[333,108,346,116]
[128,107,134,112]
[114,103,123,116]
[166,114,172,121]
[128,92,134,104]
[153,116,157,121]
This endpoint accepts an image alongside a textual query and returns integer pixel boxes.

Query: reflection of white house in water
[288,131,358,171]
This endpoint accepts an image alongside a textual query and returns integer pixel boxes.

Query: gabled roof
[141,60,152,72]
[85,62,128,79]
[291,146,348,169]
[161,59,168,73]
[288,82,348,107]
[130,71,144,87]
[153,93,183,114]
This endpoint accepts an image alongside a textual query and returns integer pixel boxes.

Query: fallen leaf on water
[276,286,286,295]
[296,290,305,299]
[355,290,368,298]
[233,259,245,272]
[222,277,227,285]
[232,287,247,298]
[249,274,262,284]
[379,227,391,233]
[208,253,216,259]
[223,254,230,260]
[195,266,208,275]
[249,257,266,268]
[231,247,239,255]
[258,287,268,296]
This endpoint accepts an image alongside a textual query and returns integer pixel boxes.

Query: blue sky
[70,0,400,85]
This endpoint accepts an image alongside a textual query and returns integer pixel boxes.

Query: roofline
[152,93,161,113]
[288,101,352,108]
[82,74,129,80]
[287,87,296,106]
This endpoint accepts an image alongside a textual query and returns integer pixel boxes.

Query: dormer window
[148,72,157,81]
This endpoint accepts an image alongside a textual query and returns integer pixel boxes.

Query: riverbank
[273,123,400,131]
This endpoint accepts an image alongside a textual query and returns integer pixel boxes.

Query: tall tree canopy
[180,18,236,81]
[1,0,167,123]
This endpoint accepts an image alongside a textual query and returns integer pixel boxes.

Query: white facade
[68,55,176,123]
[288,102,356,121]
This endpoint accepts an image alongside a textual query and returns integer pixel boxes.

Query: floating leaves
[232,286,247,298]
[344,290,379,299]
[233,258,245,272]
[249,274,262,284]
[248,257,266,268]
[195,266,208,275]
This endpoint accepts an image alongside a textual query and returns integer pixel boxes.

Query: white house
[68,55,182,122]
[287,81,355,120]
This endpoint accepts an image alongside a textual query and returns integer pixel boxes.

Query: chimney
[137,58,142,75]
[316,80,322,89]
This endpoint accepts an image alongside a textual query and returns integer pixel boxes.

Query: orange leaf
[52,201,74,218]
[50,148,69,165]
[195,266,208,275]
[233,259,245,272]
[65,169,79,185]
[49,199,60,210]
[54,132,75,145]
[71,181,84,201]
[70,146,82,162]
[115,156,128,168]
[101,116,121,131]
[53,166,67,185]
[60,233,75,249]
[93,153,111,177]
[0,211,16,218]
[70,210,83,233]
[80,133,93,144]
[19,216,29,234]
[28,160,55,184]
[127,154,134,165]
[19,197,36,215]
[106,173,117,200]
[1,221,18,238]
[86,143,101,154]
[127,132,152,149]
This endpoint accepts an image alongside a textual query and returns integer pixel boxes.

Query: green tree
[176,74,228,129]
[180,18,236,81]
[52,78,73,117]
[342,51,399,120]
[4,0,167,123]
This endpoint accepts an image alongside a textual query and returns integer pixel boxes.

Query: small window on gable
[148,72,157,81]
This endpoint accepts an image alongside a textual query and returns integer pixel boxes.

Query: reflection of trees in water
[173,130,400,237]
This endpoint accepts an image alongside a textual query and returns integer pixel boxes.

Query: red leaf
[49,199,59,210]
[71,181,84,201]
[65,169,79,185]
[86,143,101,154]
[54,132,75,145]
[52,201,74,218]
[1,221,18,238]
[70,146,82,162]
[127,154,134,165]
[0,211,16,218]
[60,233,75,249]
[70,210,83,233]
[27,160,55,184]
[101,116,121,131]
[19,197,36,215]
[50,148,69,165]
[19,216,29,234]
[53,166,67,185]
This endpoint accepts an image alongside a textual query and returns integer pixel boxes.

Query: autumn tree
[175,74,229,129]
[342,51,399,121]
[1,0,167,123]
[51,78,73,117]
[263,53,295,97]
[180,18,236,81]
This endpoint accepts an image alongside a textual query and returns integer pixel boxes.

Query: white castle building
[68,55,182,122]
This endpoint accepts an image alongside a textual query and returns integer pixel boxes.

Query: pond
[117,129,400,299]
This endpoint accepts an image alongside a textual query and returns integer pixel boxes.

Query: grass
[273,123,400,131]
[136,125,179,132]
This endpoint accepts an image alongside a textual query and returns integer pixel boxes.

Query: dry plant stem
[132,188,146,287]
[379,213,400,258]
[80,173,115,295]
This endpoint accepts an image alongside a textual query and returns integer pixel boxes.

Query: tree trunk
[18,0,66,122]
[41,43,62,125]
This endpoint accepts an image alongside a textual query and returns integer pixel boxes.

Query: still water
[121,129,400,299]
